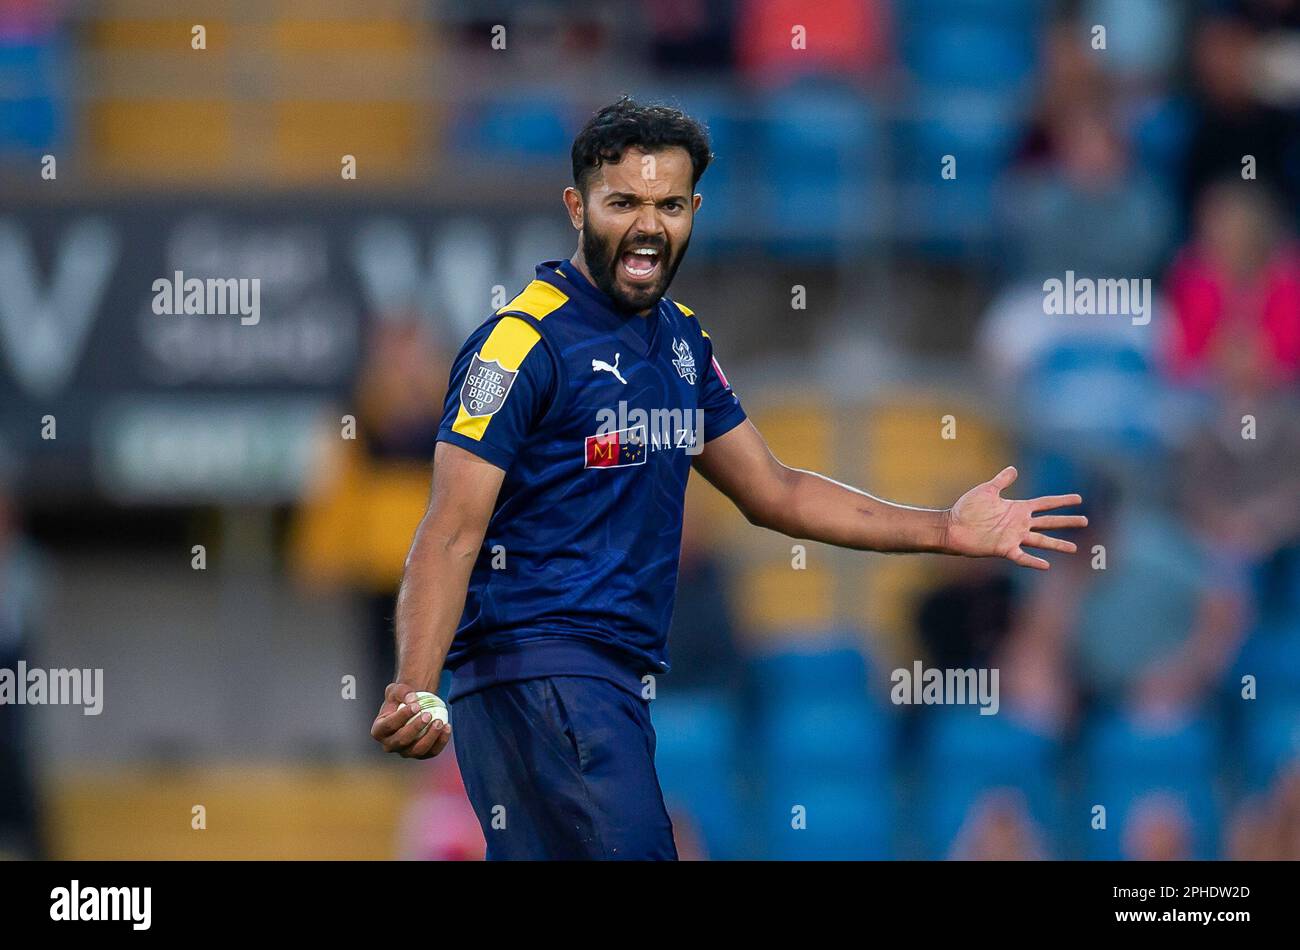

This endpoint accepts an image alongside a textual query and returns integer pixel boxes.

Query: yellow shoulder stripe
[675,301,695,318]
[496,279,569,320]
[451,315,544,442]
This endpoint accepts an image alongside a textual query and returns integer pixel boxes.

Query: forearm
[762,467,951,554]
[393,518,482,691]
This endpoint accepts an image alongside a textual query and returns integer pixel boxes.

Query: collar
[539,258,663,356]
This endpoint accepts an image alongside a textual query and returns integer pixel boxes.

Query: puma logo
[592,353,628,385]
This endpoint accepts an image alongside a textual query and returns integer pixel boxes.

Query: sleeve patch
[451,315,543,440]
[459,355,518,418]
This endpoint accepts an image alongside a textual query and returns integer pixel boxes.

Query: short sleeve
[436,315,558,470]
[698,331,746,442]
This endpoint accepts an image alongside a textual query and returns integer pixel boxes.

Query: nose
[632,200,664,240]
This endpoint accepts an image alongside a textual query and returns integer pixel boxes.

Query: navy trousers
[451,676,678,860]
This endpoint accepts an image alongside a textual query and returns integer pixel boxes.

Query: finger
[428,724,452,758]
[382,706,428,753]
[1023,532,1077,554]
[1031,514,1088,530]
[1029,493,1083,512]
[990,466,1018,492]
[405,717,448,758]
[371,703,413,740]
[416,722,457,758]
[1009,547,1050,570]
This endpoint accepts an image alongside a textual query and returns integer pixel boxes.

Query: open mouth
[620,246,662,283]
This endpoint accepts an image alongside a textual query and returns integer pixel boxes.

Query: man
[370,97,1086,860]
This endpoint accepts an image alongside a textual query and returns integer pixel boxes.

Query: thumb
[990,466,1018,492]
[384,681,419,706]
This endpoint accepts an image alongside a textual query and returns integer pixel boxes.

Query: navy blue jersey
[435,259,746,699]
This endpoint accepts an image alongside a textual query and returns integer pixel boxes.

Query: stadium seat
[1080,711,1220,859]
[0,40,65,151]
[761,697,893,782]
[1239,698,1300,791]
[900,22,1036,92]
[750,640,873,698]
[896,92,1022,246]
[763,778,893,859]
[455,96,571,160]
[670,90,746,245]
[755,83,883,254]
[650,691,744,859]
[916,706,1060,856]
[1017,339,1166,454]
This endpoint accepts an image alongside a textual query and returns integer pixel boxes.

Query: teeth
[632,248,657,255]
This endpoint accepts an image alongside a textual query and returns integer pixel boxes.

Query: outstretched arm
[692,420,1085,570]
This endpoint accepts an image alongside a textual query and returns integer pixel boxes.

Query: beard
[580,225,690,314]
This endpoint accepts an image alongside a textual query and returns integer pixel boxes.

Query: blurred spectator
[1002,97,1174,281]
[1227,763,1300,859]
[1162,179,1300,385]
[646,0,736,74]
[1006,472,1246,722]
[948,788,1048,860]
[1174,316,1300,572]
[668,807,709,860]
[996,569,1079,736]
[915,561,1013,675]
[1122,791,1193,860]
[1013,18,1111,172]
[1183,11,1300,216]
[290,315,450,696]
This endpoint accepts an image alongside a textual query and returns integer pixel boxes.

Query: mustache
[619,237,667,254]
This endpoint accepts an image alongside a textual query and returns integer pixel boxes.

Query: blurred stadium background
[2,0,1300,860]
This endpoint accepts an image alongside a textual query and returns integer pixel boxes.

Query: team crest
[671,338,696,384]
[460,354,518,417]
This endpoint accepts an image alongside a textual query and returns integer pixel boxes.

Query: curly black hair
[571,96,713,195]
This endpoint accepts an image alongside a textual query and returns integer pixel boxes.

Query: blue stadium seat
[916,706,1060,856]
[760,697,893,781]
[0,40,65,151]
[1080,711,1220,859]
[763,779,893,859]
[1018,339,1165,453]
[650,691,744,859]
[1240,701,1300,791]
[901,22,1036,92]
[750,639,873,698]
[899,0,1047,26]
[456,96,571,160]
[1231,621,1300,706]
[754,84,883,254]
[669,90,746,245]
[896,93,1021,246]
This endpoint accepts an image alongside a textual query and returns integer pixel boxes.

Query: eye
[611,199,632,208]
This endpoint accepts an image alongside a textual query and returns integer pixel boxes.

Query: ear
[692,193,702,213]
[562,186,584,230]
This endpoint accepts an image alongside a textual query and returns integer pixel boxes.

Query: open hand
[944,466,1087,570]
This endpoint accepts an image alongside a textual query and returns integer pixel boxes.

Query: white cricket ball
[410,691,449,739]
